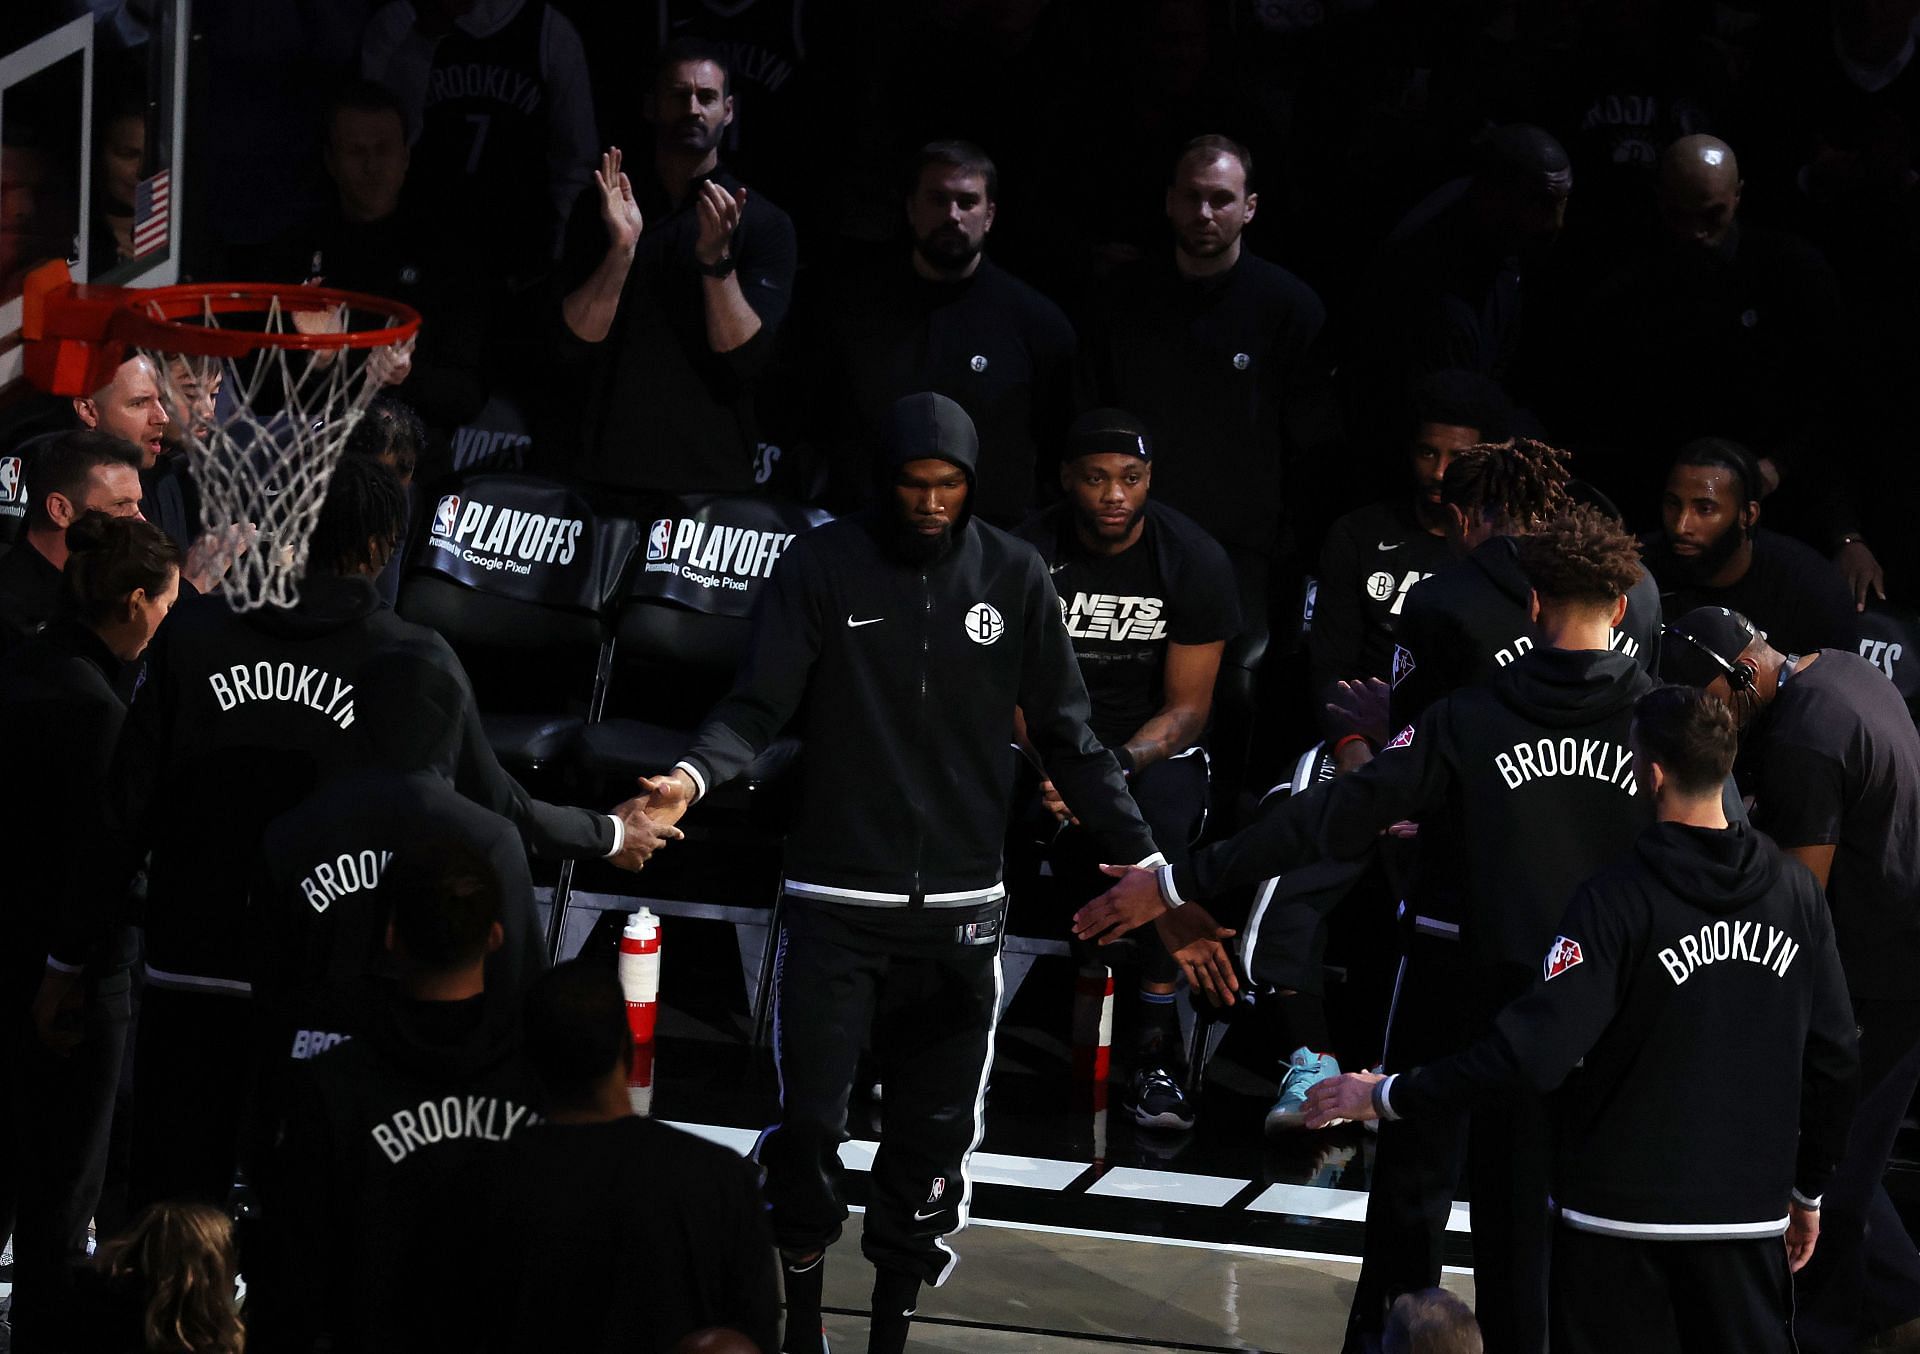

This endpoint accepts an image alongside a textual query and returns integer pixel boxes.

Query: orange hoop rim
[104,280,422,359]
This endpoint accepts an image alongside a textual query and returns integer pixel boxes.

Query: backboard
[0,0,190,399]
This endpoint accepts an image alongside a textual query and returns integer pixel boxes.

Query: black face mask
[1671,515,1747,584]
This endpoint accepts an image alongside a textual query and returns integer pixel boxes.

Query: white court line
[1088,1167,1246,1208]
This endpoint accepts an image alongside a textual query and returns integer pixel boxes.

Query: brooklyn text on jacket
[1658,922,1802,986]
[428,495,585,573]
[207,663,356,729]
[299,848,393,914]
[1494,737,1637,793]
[644,516,795,590]
[1492,629,1643,667]
[370,1096,540,1164]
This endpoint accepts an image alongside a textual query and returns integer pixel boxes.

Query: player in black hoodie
[1082,506,1665,1354]
[1306,686,1858,1354]
[636,393,1208,1354]
[1388,438,1662,732]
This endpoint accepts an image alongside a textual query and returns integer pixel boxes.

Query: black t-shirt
[1309,498,1457,705]
[1645,529,1857,659]
[1018,503,1241,747]
[485,1116,780,1354]
[1749,649,1920,1001]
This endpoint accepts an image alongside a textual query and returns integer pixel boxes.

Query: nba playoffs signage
[421,475,611,610]
[637,494,831,618]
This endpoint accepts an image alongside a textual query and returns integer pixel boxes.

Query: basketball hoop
[21,260,422,611]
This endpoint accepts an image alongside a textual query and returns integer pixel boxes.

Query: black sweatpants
[1795,996,1920,1352]
[8,971,131,1352]
[1551,1223,1795,1354]
[129,984,254,1211]
[758,896,1001,1286]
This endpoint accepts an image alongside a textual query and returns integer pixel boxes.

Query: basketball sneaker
[1126,1065,1196,1131]
[1265,1047,1341,1134]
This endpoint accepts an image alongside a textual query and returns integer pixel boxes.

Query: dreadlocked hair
[1439,437,1574,534]
[306,453,407,578]
[1514,504,1645,607]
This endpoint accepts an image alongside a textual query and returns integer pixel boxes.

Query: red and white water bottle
[618,908,661,1043]
[626,1040,656,1117]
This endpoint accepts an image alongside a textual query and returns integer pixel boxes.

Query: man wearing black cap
[1664,605,1920,1353]
[1013,408,1240,1131]
[636,393,1224,1354]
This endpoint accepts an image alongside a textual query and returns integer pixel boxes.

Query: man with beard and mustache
[792,140,1076,525]
[552,37,797,498]
[634,394,1234,1354]
[1643,438,1857,657]
[1664,606,1920,1353]
[1012,408,1240,1132]
[1080,135,1325,634]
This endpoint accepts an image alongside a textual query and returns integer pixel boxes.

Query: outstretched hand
[1303,1071,1385,1128]
[635,772,696,830]
[605,792,684,872]
[1072,864,1167,944]
[1154,903,1239,1006]
[596,147,644,255]
[1326,677,1391,748]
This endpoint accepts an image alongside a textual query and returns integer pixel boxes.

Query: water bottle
[618,908,661,1043]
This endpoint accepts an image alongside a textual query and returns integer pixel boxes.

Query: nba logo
[0,457,21,504]
[647,518,673,562]
[1543,936,1584,981]
[432,495,460,538]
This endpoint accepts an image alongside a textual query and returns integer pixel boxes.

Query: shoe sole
[1264,1106,1308,1135]
[1130,1105,1197,1131]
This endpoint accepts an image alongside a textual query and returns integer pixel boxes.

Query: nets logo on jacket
[1543,935,1584,981]
[643,515,794,595]
[427,494,584,576]
[965,602,1005,644]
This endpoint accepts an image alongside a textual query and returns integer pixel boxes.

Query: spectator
[485,960,780,1353]
[551,40,797,500]
[362,0,597,277]
[1664,608,1920,1354]
[1643,438,1857,655]
[243,81,492,442]
[1384,1289,1483,1354]
[341,393,428,604]
[58,1202,245,1354]
[91,94,145,270]
[795,140,1077,525]
[1012,408,1240,1133]
[72,354,168,475]
[0,431,144,658]
[42,456,673,1222]
[1309,371,1510,744]
[0,514,178,1350]
[258,834,543,1352]
[1081,133,1325,631]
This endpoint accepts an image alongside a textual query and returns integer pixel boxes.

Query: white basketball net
[137,290,413,611]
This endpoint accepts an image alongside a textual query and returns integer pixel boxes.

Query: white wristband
[603,814,625,858]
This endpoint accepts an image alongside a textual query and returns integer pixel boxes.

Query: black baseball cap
[1066,408,1152,462]
[1660,607,1760,688]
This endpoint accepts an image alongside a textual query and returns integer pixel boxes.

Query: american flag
[132,169,171,256]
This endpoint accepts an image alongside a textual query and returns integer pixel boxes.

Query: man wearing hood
[636,393,1212,1354]
[1304,686,1858,1354]
[1082,506,1671,1354]
[1662,605,1920,1353]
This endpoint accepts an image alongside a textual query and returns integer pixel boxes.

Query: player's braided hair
[1513,504,1645,606]
[306,453,406,578]
[1439,437,1574,535]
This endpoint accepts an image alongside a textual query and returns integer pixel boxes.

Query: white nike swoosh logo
[847,616,884,628]
[1377,541,1402,551]
[912,1208,943,1221]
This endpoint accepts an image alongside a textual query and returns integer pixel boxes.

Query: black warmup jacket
[71,576,611,991]
[263,989,542,1353]
[1382,822,1858,1238]
[679,435,1157,909]
[1171,647,1655,972]
[1390,534,1662,730]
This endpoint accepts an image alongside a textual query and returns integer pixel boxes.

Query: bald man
[1658,134,1742,252]
[72,355,168,471]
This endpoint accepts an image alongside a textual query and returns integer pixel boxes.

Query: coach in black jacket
[639,393,1200,1354]
[1083,507,1669,1354]
[1307,687,1858,1354]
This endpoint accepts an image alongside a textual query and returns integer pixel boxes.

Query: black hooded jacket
[1390,535,1662,730]
[250,648,543,1067]
[678,397,1157,908]
[1381,822,1858,1238]
[264,988,542,1353]
[66,576,610,990]
[1172,647,1655,971]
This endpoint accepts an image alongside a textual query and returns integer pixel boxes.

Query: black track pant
[1552,1224,1795,1354]
[1795,996,1920,1352]
[4,971,129,1352]
[129,984,253,1211]
[758,897,1001,1286]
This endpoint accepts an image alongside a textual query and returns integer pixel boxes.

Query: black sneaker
[1126,1065,1196,1131]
